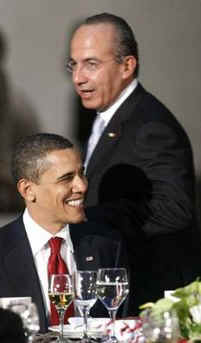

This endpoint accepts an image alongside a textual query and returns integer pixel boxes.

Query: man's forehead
[72,23,116,44]
[70,24,115,58]
[39,148,82,180]
[45,148,81,164]
[76,22,114,32]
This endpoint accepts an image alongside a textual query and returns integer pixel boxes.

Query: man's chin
[81,99,98,110]
[69,212,87,224]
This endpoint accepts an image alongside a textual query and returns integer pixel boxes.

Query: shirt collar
[98,78,138,127]
[23,208,73,256]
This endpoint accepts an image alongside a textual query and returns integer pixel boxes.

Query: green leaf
[139,279,201,340]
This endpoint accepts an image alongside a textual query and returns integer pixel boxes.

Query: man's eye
[79,168,85,178]
[59,175,74,183]
[66,60,76,72]
[64,176,73,182]
[87,61,99,70]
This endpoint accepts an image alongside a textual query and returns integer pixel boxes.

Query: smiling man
[0,133,128,333]
[16,143,87,232]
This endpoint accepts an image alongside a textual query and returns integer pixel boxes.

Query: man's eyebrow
[69,57,100,63]
[85,57,99,61]
[56,172,74,182]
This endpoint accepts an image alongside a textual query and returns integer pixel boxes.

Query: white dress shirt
[23,208,77,316]
[84,78,138,168]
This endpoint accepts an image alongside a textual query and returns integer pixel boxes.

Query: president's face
[69,23,135,112]
[27,148,87,232]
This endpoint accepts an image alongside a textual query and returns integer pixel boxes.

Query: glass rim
[97,268,127,271]
[48,273,71,276]
[76,270,97,273]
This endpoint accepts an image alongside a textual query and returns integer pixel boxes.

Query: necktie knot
[48,237,67,276]
[92,115,105,136]
[49,237,63,255]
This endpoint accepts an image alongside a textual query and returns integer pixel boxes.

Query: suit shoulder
[0,216,23,244]
[135,86,183,126]
[126,84,190,142]
[71,220,122,242]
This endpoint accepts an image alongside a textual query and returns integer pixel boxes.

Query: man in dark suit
[0,133,128,333]
[67,13,201,313]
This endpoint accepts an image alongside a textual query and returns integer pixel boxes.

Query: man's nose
[72,65,87,85]
[73,175,88,193]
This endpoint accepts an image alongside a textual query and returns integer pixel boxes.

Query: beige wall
[0,0,201,216]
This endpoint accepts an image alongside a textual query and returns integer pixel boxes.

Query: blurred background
[0,0,201,226]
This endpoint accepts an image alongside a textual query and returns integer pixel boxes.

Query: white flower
[190,304,201,324]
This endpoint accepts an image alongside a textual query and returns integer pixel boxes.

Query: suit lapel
[3,217,47,332]
[70,224,102,270]
[86,83,144,179]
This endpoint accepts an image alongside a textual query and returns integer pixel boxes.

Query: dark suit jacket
[0,216,128,333]
[82,83,201,313]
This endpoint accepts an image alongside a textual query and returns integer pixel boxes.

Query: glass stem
[83,306,89,339]
[59,309,65,342]
[108,309,117,340]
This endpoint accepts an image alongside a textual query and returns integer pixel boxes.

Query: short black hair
[12,133,73,184]
[81,12,139,77]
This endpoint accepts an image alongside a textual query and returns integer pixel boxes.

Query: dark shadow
[86,163,153,250]
[0,28,41,213]
[97,164,153,257]
[99,163,152,203]
[0,308,26,343]
[195,174,201,233]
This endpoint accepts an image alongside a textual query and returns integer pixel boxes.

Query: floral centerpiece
[140,280,201,342]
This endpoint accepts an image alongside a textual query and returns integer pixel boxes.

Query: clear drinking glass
[74,270,97,341]
[25,302,40,342]
[96,268,129,343]
[48,274,74,343]
[142,309,180,343]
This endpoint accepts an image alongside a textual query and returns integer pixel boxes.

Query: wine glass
[24,302,40,342]
[74,270,97,341]
[48,274,74,342]
[96,268,129,343]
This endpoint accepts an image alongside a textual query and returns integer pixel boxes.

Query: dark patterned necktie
[48,237,74,325]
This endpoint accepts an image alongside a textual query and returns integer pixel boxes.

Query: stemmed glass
[74,270,97,341]
[48,274,74,342]
[24,302,40,342]
[96,268,129,343]
[142,309,180,343]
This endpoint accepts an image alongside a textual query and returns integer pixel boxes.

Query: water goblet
[142,309,180,343]
[48,274,74,343]
[24,302,40,342]
[74,270,97,341]
[96,268,129,343]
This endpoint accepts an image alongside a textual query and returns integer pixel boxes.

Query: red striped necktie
[48,237,74,325]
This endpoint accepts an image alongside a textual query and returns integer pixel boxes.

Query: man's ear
[17,179,36,203]
[122,55,137,79]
